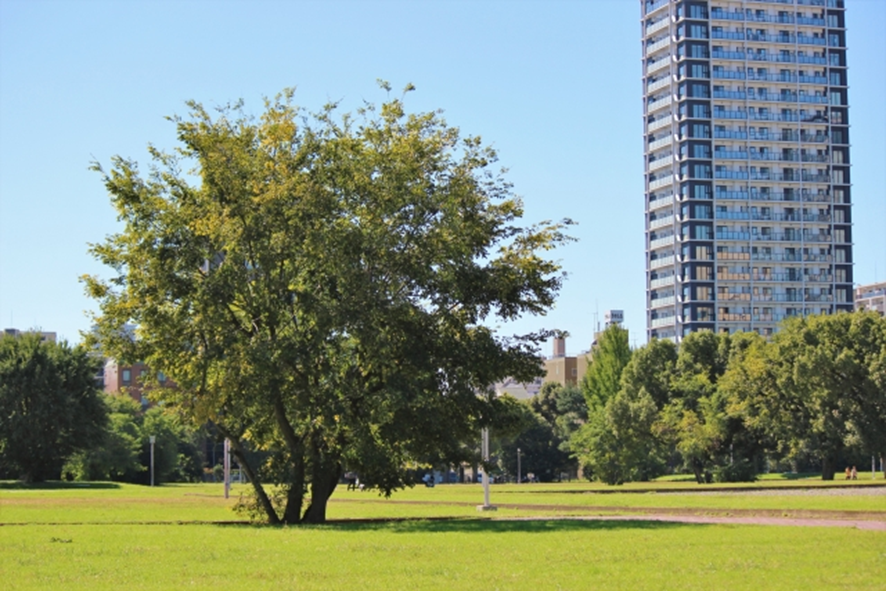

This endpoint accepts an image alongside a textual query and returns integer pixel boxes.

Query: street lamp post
[149,436,156,487]
[224,438,231,499]
[517,448,522,484]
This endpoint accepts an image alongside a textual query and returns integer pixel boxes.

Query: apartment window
[688,24,708,39]
[122,369,131,384]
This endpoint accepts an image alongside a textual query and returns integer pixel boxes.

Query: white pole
[517,448,522,484]
[149,436,156,487]
[873,455,877,480]
[482,428,490,507]
[476,427,496,511]
[224,438,231,499]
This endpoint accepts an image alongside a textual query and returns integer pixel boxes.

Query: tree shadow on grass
[213,517,707,534]
[0,480,122,490]
[339,518,706,535]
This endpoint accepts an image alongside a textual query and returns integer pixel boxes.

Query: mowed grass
[3,520,885,590]
[3,478,886,523]
[2,480,885,590]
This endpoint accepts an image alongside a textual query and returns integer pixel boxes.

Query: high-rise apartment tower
[642,0,853,341]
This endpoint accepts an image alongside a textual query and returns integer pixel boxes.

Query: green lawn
[2,481,885,590]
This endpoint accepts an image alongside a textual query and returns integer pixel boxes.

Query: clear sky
[1,0,884,354]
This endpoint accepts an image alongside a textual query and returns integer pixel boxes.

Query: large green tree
[757,312,886,479]
[85,85,571,523]
[0,334,107,482]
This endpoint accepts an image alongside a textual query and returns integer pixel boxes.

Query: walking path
[502,513,886,531]
[330,496,886,530]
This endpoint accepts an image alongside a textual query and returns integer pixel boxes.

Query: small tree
[581,324,632,410]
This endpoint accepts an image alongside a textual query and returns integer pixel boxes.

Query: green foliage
[65,395,204,484]
[0,334,107,482]
[85,84,572,523]
[617,338,676,409]
[498,395,577,481]
[572,387,665,485]
[581,324,632,410]
[531,382,587,447]
[753,312,886,479]
[712,459,757,483]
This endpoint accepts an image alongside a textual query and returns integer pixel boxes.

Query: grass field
[2,479,885,590]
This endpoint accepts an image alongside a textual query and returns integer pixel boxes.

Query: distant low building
[855,282,886,316]
[493,376,544,401]
[544,336,586,387]
[3,328,57,343]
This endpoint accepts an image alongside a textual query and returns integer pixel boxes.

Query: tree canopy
[566,312,886,485]
[0,334,107,482]
[85,84,572,523]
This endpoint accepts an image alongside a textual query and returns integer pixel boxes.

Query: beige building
[543,336,591,387]
[855,282,886,316]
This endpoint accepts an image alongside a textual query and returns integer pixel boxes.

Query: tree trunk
[692,459,704,484]
[282,449,306,525]
[821,455,836,480]
[301,459,341,524]
[301,435,342,524]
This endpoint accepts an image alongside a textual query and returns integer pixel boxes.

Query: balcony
[650,295,676,309]
[650,255,676,270]
[714,130,748,140]
[714,212,832,223]
[649,214,675,231]
[714,191,831,204]
[650,234,676,250]
[650,275,676,289]
[716,231,752,241]
[714,150,749,160]
[711,31,746,41]
[718,273,752,281]
[647,76,672,94]
[647,135,674,153]
[646,55,672,76]
[714,171,831,183]
[648,194,674,211]
[647,94,673,114]
[648,155,674,172]
[712,70,747,81]
[649,175,675,191]
[645,0,669,16]
[719,313,752,322]
[645,16,671,37]
[647,116,673,133]
[713,110,748,121]
[651,315,676,329]
[751,233,832,243]
[646,36,673,57]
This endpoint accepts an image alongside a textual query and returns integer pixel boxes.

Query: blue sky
[1,0,884,353]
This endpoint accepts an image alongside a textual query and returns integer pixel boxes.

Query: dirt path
[330,497,886,530]
[499,513,886,531]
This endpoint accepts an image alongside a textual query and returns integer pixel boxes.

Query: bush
[713,459,757,483]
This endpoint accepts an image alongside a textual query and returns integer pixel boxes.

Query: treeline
[515,310,886,484]
[0,333,206,483]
